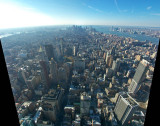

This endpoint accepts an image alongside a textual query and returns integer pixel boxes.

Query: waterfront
[1,25,157,126]
[92,26,159,45]
[0,25,159,45]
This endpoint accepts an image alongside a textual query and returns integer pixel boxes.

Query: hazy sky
[0,0,160,29]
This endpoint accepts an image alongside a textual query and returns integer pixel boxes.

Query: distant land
[0,25,159,45]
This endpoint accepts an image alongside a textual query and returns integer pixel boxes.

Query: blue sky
[0,0,160,29]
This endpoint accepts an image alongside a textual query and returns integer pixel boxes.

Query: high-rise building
[57,67,68,88]
[39,61,50,88]
[60,38,64,56]
[49,58,58,84]
[80,92,91,116]
[105,68,113,78]
[26,75,37,90]
[112,58,121,75]
[45,44,54,61]
[41,89,64,122]
[63,62,73,80]
[55,45,62,61]
[112,60,116,71]
[73,46,77,56]
[17,67,27,84]
[65,47,73,56]
[103,52,106,60]
[114,93,139,126]
[128,59,149,94]
[74,58,85,70]
[111,47,116,56]
[38,46,47,62]
[97,93,104,108]
[106,54,113,68]
[105,51,109,64]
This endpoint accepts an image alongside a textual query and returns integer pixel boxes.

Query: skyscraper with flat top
[49,58,57,84]
[114,93,139,126]
[45,44,54,61]
[128,59,149,94]
[80,92,91,116]
[73,46,77,56]
[39,61,50,88]
[106,55,113,68]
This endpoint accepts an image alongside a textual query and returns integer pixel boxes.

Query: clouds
[151,13,160,16]
[147,6,152,10]
[147,6,160,17]
[87,5,103,13]
[82,2,103,13]
[114,0,128,13]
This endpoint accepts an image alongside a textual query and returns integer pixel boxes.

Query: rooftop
[81,92,91,100]
[121,93,139,107]
[42,90,61,101]
[141,59,149,66]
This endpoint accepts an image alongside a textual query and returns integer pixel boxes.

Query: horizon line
[0,24,160,30]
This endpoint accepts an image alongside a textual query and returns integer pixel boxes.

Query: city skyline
[1,24,158,125]
[0,0,160,29]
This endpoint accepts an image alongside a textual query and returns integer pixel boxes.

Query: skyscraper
[55,45,62,61]
[114,93,139,126]
[60,38,64,56]
[128,59,149,94]
[49,58,58,84]
[111,46,116,56]
[74,58,85,70]
[17,67,27,84]
[80,92,91,116]
[38,46,48,62]
[45,44,54,61]
[39,61,50,88]
[107,55,113,68]
[73,46,77,56]
[57,67,68,88]
[105,51,109,64]
[112,58,121,75]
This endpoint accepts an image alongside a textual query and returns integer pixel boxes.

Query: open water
[92,26,159,45]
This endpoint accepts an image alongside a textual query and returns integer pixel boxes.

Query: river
[0,26,159,45]
[92,26,159,45]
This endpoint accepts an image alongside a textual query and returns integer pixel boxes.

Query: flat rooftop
[121,93,139,107]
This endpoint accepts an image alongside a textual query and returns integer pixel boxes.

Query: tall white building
[73,46,77,56]
[112,58,121,74]
[114,93,139,126]
[128,59,149,94]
